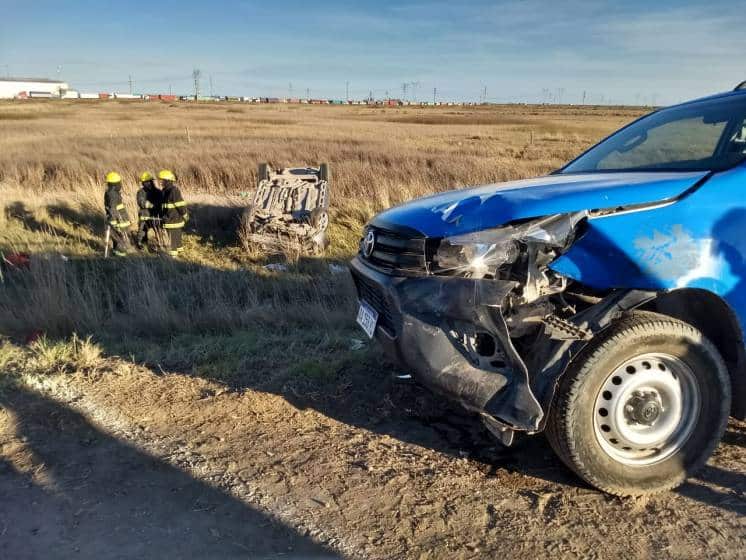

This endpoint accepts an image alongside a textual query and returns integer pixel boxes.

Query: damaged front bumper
[350,256,654,443]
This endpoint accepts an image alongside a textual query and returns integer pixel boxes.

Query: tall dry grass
[0,100,643,227]
[0,256,355,337]
[0,100,644,351]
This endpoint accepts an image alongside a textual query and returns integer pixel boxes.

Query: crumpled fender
[550,166,746,335]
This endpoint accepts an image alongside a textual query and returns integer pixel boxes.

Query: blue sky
[1,0,744,104]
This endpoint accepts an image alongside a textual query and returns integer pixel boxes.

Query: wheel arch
[641,288,746,419]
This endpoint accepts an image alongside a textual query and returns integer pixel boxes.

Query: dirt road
[1,362,744,559]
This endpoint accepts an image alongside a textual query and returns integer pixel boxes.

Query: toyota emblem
[362,230,376,257]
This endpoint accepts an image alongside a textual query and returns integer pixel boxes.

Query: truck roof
[672,85,746,110]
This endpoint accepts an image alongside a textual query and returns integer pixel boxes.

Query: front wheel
[546,312,731,496]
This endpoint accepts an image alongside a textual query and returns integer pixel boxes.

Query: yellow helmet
[105,171,122,184]
[139,171,153,182]
[157,169,176,181]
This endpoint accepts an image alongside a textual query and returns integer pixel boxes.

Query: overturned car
[351,86,746,495]
[242,163,330,254]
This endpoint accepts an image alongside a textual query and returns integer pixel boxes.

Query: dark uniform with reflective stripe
[161,181,188,256]
[135,180,163,249]
[104,183,132,256]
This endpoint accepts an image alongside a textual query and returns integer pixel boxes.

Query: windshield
[561,95,746,174]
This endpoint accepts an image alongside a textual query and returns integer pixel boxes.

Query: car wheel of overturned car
[319,162,330,183]
[257,162,270,183]
[310,208,329,230]
[545,311,731,496]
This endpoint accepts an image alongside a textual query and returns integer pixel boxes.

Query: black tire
[309,208,329,230]
[545,311,731,496]
[319,162,330,182]
[257,163,270,183]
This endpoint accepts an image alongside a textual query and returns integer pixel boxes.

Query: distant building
[0,77,69,99]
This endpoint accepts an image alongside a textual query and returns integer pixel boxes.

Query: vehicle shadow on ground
[0,386,339,559]
[280,359,583,487]
[722,423,746,447]
[676,461,746,516]
[185,203,246,249]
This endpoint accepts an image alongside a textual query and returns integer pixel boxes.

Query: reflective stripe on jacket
[161,184,188,229]
[105,184,131,229]
[136,184,163,220]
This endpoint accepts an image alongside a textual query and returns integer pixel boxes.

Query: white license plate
[356,300,379,339]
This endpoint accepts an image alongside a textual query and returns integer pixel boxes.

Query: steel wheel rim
[593,353,701,466]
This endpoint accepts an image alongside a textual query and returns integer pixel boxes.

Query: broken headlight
[433,212,586,278]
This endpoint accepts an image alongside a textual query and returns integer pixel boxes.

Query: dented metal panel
[550,165,746,334]
[371,171,709,237]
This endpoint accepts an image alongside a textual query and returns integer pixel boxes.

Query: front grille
[362,226,432,274]
[352,272,399,336]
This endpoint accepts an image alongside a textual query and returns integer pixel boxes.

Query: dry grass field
[1,100,744,559]
[0,100,641,336]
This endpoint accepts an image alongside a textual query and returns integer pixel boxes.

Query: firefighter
[158,169,188,256]
[103,171,132,256]
[135,171,163,250]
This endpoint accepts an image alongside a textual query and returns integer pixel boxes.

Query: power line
[192,68,201,99]
[409,81,420,102]
[73,75,193,87]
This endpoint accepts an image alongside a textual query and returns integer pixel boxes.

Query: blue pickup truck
[351,85,746,495]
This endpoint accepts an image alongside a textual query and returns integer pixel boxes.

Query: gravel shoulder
[1,363,744,559]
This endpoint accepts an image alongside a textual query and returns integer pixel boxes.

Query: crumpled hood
[370,171,710,237]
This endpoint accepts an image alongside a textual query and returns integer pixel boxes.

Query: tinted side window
[597,117,727,170]
[561,95,746,173]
